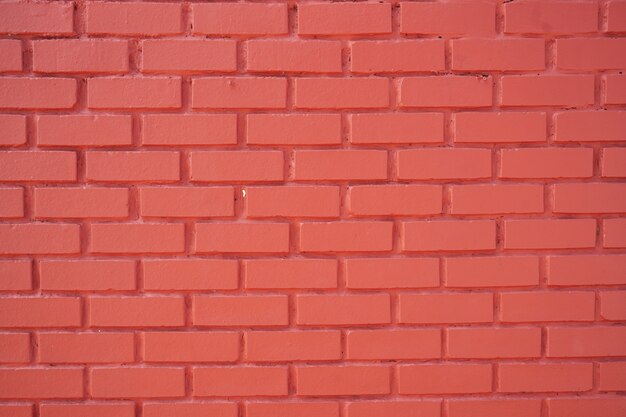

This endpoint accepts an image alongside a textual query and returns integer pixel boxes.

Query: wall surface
[0,0,626,416]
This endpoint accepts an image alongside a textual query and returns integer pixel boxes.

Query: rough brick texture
[0,0,625,413]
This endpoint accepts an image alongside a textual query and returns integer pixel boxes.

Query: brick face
[0,0,623,411]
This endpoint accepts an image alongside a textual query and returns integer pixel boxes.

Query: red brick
[38,332,134,364]
[547,326,626,357]
[194,222,289,254]
[498,363,592,393]
[86,2,182,36]
[144,403,238,417]
[0,115,26,146]
[87,77,181,109]
[399,293,493,324]
[190,151,283,182]
[37,115,132,147]
[598,362,626,391]
[90,223,185,254]
[89,296,185,327]
[605,74,626,104]
[34,187,129,219]
[298,3,391,35]
[294,150,387,181]
[555,111,626,142]
[139,186,234,218]
[505,219,596,250]
[86,151,180,183]
[0,368,82,399]
[346,258,439,289]
[603,147,626,177]
[401,2,495,35]
[454,112,546,143]
[397,148,492,180]
[0,333,30,363]
[33,40,128,74]
[0,2,73,35]
[452,39,544,71]
[401,220,496,252]
[348,185,442,216]
[553,183,626,213]
[144,331,239,363]
[0,224,80,255]
[245,330,341,362]
[193,366,288,397]
[547,398,626,417]
[0,39,22,72]
[400,76,493,108]
[500,291,595,322]
[247,114,341,146]
[142,114,236,146]
[247,40,341,73]
[247,402,339,417]
[351,40,445,73]
[504,0,597,34]
[299,221,393,253]
[346,401,441,417]
[0,187,23,218]
[192,77,287,109]
[447,327,541,359]
[40,403,135,417]
[40,260,136,292]
[0,77,76,109]
[450,184,543,215]
[90,367,185,398]
[244,258,338,290]
[601,291,626,320]
[192,3,287,36]
[193,295,288,327]
[296,294,391,326]
[141,40,236,73]
[347,329,441,360]
[605,219,626,248]
[398,364,492,394]
[143,259,238,291]
[500,148,593,179]
[245,186,340,218]
[350,113,444,144]
[608,0,626,32]
[501,75,594,106]
[296,365,390,396]
[0,297,80,328]
[295,78,389,109]
[557,38,626,70]
[445,256,540,288]
[0,151,76,182]
[448,399,541,417]
[548,254,626,286]
[0,260,31,292]
[0,404,32,417]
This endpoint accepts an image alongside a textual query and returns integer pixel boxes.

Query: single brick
[86,2,182,36]
[504,0,597,34]
[447,327,541,359]
[348,185,443,216]
[0,115,26,146]
[143,331,239,363]
[400,2,496,35]
[298,3,391,35]
[399,76,493,108]
[192,77,287,109]
[193,366,288,397]
[245,330,341,362]
[294,150,388,181]
[194,222,289,254]
[557,38,626,70]
[605,219,626,248]
[143,259,238,291]
[299,221,393,253]
[500,291,595,322]
[450,184,544,214]
[399,293,493,324]
[501,75,594,106]
[454,112,547,143]
[34,187,129,219]
[141,40,236,73]
[345,258,439,289]
[0,260,31,292]
[37,115,132,147]
[401,220,496,252]
[39,260,136,292]
[397,149,492,180]
[553,183,626,213]
[90,223,185,254]
[247,40,342,73]
[351,40,445,73]
[296,294,391,326]
[139,186,235,218]
[89,296,185,327]
[0,39,22,72]
[0,297,81,328]
[0,77,76,109]
[193,295,289,327]
[295,78,389,109]
[602,147,626,177]
[555,111,626,142]
[296,365,391,396]
[499,148,593,179]
[452,39,545,71]
[33,40,129,74]
[498,363,592,393]
[548,254,626,286]
[350,113,444,144]
[142,114,237,146]
[0,2,73,35]
[192,3,287,35]
[245,186,340,218]
[445,256,540,288]
[190,151,284,182]
[347,329,441,360]
[504,219,596,250]
[90,367,185,398]
[244,258,338,290]
[398,364,492,394]
[87,77,181,109]
[0,188,23,218]
[38,332,134,364]
[0,368,82,399]
[0,151,76,182]
[86,151,180,183]
[547,326,626,357]
[0,224,80,255]
[247,114,342,146]
[0,333,30,363]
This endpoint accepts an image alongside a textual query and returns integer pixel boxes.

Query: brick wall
[0,1,625,416]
